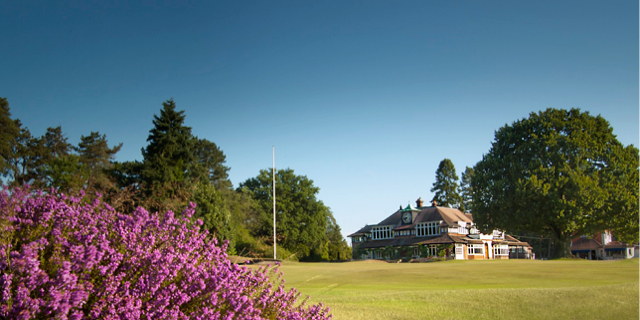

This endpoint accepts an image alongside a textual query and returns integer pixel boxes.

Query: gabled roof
[375,205,472,228]
[570,237,602,251]
[347,225,373,237]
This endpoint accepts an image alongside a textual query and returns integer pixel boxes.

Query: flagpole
[273,146,276,260]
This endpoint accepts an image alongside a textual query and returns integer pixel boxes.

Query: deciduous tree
[472,108,639,257]
[239,168,331,261]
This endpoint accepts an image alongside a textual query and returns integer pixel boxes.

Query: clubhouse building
[348,198,533,261]
[570,231,635,260]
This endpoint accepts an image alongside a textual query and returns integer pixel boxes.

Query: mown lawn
[275,258,639,320]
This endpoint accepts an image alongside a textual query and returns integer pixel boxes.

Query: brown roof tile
[570,237,602,251]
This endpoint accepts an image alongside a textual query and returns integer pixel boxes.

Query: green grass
[275,259,639,320]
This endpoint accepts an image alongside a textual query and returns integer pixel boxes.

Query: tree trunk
[552,234,572,258]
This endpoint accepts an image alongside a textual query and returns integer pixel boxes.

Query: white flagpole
[273,146,276,260]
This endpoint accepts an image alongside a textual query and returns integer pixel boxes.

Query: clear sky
[2,1,638,242]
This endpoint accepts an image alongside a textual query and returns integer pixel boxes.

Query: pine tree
[76,131,122,193]
[141,99,195,186]
[460,166,474,213]
[430,158,463,209]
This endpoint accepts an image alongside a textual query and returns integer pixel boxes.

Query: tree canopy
[1,97,351,262]
[430,158,463,210]
[239,168,348,261]
[471,108,639,257]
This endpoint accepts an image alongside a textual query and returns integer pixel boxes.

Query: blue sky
[2,1,638,241]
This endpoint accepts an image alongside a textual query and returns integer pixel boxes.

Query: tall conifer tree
[141,99,195,185]
[430,158,463,209]
[460,166,474,213]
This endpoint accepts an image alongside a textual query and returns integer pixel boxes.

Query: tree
[141,99,195,186]
[76,131,122,193]
[326,214,352,261]
[192,137,231,189]
[191,182,236,255]
[471,108,639,257]
[43,126,73,158]
[0,98,34,186]
[0,97,21,176]
[41,154,87,193]
[460,166,475,213]
[430,158,463,209]
[239,168,331,261]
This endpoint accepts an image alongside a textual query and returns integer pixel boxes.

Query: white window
[416,222,441,237]
[467,244,483,255]
[372,226,393,240]
[493,245,508,256]
[455,245,463,255]
[374,251,383,259]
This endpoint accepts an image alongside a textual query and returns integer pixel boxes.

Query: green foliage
[0,97,23,180]
[140,99,195,186]
[76,131,122,193]
[430,158,463,209]
[472,108,639,257]
[41,154,87,193]
[192,137,231,189]
[460,166,474,213]
[326,214,352,260]
[382,246,395,260]
[1,98,123,195]
[240,168,333,261]
[191,182,235,253]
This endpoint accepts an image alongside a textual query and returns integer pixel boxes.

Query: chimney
[432,200,437,207]
[416,197,424,208]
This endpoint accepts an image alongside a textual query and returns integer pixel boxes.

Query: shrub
[0,187,331,319]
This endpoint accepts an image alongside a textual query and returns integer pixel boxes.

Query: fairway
[276,259,639,320]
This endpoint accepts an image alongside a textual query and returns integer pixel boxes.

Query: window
[414,247,420,257]
[416,222,441,237]
[372,226,393,240]
[455,245,463,255]
[467,244,483,255]
[493,245,508,256]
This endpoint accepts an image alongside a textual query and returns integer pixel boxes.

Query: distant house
[570,231,635,260]
[348,198,532,261]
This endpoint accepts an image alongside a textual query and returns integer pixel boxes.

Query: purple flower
[0,187,332,319]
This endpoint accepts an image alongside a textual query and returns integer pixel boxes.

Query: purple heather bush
[0,187,331,320]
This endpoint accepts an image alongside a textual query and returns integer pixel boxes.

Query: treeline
[0,97,351,261]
